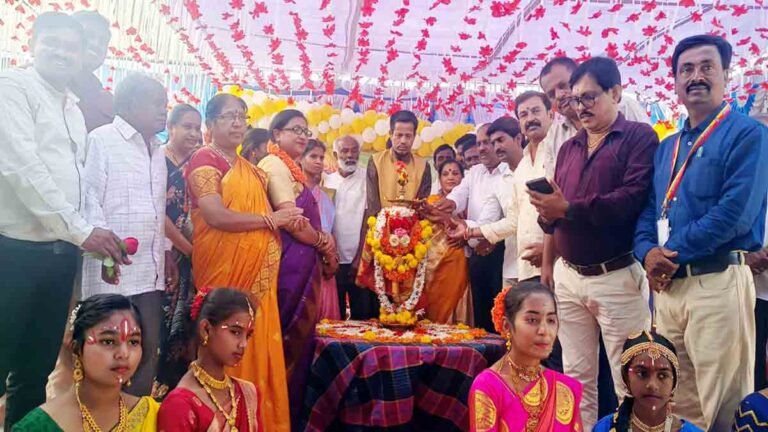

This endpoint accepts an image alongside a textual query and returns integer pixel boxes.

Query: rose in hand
[86,237,139,284]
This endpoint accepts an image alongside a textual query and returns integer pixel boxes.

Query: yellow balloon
[274,98,288,112]
[352,117,366,134]
[321,104,333,119]
[261,99,275,115]
[373,135,387,151]
[417,143,432,157]
[247,105,264,122]
[361,139,373,152]
[326,130,339,146]
[306,110,321,126]
[430,138,446,152]
[339,124,352,136]
[364,110,378,126]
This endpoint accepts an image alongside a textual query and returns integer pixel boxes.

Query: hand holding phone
[526,177,554,194]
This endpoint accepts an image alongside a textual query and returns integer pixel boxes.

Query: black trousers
[336,264,379,320]
[468,244,505,333]
[0,236,78,429]
[756,298,768,391]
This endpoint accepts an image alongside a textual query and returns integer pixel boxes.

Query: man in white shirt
[324,136,374,319]
[81,74,170,396]
[430,123,508,332]
[0,13,127,429]
[455,93,553,283]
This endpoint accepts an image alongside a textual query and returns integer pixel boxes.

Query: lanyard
[660,104,731,218]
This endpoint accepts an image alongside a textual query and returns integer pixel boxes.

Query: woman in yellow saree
[424,159,471,323]
[184,94,304,432]
[12,295,159,432]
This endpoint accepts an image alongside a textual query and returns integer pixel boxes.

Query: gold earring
[202,333,209,346]
[505,333,512,351]
[126,379,132,387]
[73,356,83,383]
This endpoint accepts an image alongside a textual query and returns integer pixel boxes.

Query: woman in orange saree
[469,282,583,431]
[185,94,304,432]
[424,159,470,323]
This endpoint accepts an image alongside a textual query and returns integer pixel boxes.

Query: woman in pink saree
[469,281,583,432]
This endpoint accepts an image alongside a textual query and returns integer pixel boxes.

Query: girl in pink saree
[469,281,583,432]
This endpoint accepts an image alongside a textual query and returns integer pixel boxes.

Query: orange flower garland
[492,286,512,334]
[267,142,307,184]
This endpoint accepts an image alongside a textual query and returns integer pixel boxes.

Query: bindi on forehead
[95,313,141,342]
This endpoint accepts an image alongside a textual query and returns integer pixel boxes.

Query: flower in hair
[68,303,82,331]
[190,286,212,321]
[491,286,512,334]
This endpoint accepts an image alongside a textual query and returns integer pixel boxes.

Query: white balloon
[240,93,254,107]
[258,116,271,129]
[413,136,423,150]
[362,127,377,143]
[374,119,389,136]
[296,100,311,113]
[352,134,364,145]
[431,120,445,136]
[318,121,330,134]
[329,114,342,129]
[341,108,356,124]
[253,91,268,105]
[421,126,435,143]
[310,126,319,138]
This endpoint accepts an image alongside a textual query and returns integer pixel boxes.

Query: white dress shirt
[480,143,550,281]
[325,168,367,264]
[82,116,166,298]
[0,68,93,245]
[447,162,516,277]
[470,163,518,280]
[546,96,650,174]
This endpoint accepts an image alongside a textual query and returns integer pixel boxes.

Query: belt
[672,252,745,279]
[562,253,635,277]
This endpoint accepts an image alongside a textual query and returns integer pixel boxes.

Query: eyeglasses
[567,91,603,110]
[282,125,313,138]
[217,113,249,124]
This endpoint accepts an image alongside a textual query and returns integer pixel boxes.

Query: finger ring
[660,273,669,280]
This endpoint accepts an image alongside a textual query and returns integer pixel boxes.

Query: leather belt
[672,252,745,279]
[562,253,635,277]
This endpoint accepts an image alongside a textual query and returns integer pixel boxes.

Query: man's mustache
[686,81,710,93]
[525,121,542,131]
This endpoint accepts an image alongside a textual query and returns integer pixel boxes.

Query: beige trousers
[655,265,755,431]
[554,259,651,431]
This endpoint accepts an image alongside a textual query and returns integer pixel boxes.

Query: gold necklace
[630,413,670,432]
[586,131,610,150]
[75,383,127,432]
[505,354,542,382]
[208,144,235,167]
[191,364,239,432]
[190,361,230,390]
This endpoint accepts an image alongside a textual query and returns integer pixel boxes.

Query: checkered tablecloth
[300,324,505,431]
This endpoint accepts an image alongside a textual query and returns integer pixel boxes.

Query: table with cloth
[301,320,505,431]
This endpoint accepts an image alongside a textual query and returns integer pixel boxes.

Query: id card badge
[657,218,670,247]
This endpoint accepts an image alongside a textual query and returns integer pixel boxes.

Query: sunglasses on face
[282,125,313,138]
[567,91,603,110]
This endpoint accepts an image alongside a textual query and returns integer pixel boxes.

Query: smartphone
[526,177,554,194]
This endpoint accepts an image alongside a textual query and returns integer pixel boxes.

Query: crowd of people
[1,9,768,432]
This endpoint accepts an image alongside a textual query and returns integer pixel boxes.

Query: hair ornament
[491,286,512,334]
[69,303,82,331]
[190,286,212,321]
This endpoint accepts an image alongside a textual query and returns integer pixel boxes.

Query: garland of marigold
[267,142,306,184]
